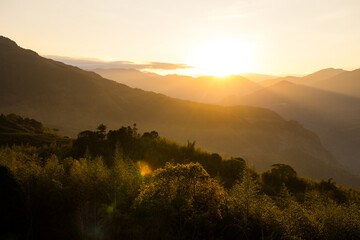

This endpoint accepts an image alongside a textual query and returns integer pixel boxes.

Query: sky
[1,0,360,76]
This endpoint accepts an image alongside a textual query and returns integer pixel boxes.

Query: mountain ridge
[312,68,360,97]
[93,68,262,103]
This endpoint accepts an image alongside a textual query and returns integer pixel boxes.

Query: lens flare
[137,161,152,177]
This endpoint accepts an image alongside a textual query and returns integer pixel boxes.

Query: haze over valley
[49,56,360,176]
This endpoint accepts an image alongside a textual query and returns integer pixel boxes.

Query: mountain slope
[312,68,360,98]
[0,36,359,187]
[224,81,360,175]
[0,113,68,146]
[257,68,345,87]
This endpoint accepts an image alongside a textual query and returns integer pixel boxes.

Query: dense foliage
[0,123,359,240]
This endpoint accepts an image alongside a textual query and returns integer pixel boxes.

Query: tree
[228,167,284,239]
[96,124,107,139]
[135,163,226,239]
[229,167,260,226]
[270,164,297,180]
[261,163,306,196]
[219,157,246,188]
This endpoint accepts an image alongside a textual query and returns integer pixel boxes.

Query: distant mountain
[239,73,278,82]
[1,36,359,187]
[223,80,360,175]
[299,68,346,85]
[312,68,360,98]
[258,76,300,87]
[93,68,262,103]
[257,68,346,87]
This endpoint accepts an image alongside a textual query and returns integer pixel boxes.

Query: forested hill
[0,121,359,240]
[0,36,359,188]
[0,113,68,146]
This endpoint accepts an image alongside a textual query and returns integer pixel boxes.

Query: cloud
[45,56,194,70]
[144,62,194,70]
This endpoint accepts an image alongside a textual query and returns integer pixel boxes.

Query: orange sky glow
[1,0,360,76]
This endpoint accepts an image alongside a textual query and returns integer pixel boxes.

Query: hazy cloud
[45,56,194,70]
[144,62,194,70]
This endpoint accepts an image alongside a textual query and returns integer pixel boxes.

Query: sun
[189,39,256,77]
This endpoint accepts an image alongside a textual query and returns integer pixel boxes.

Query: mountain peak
[0,36,18,47]
[309,67,344,74]
[302,67,345,82]
[275,80,296,87]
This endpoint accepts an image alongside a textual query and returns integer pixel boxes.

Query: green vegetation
[1,120,359,240]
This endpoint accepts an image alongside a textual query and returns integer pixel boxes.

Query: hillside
[257,68,345,87]
[223,81,360,175]
[0,36,359,187]
[0,113,68,146]
[312,68,360,98]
